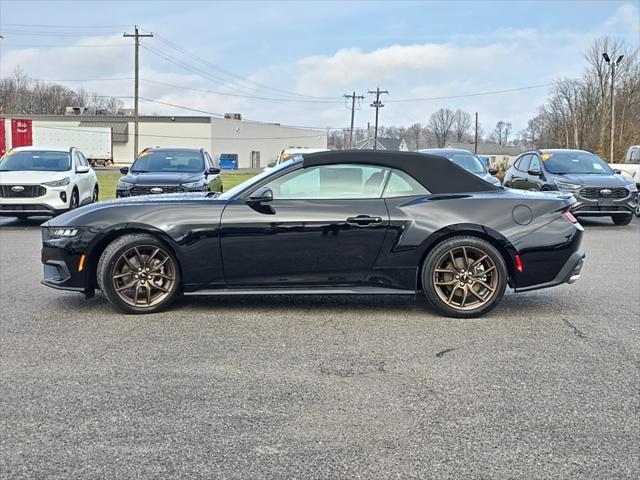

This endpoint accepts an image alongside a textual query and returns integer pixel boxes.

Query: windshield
[219,157,299,200]
[131,150,204,173]
[424,150,485,175]
[0,150,70,172]
[542,151,613,175]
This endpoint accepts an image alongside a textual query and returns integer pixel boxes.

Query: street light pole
[603,52,624,162]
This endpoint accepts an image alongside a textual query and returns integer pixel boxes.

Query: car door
[204,151,221,192]
[220,163,390,286]
[525,154,543,190]
[510,154,531,190]
[72,151,88,203]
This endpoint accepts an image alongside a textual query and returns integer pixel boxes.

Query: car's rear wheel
[97,234,180,314]
[611,214,632,225]
[422,236,507,318]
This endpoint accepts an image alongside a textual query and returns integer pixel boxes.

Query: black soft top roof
[303,150,498,193]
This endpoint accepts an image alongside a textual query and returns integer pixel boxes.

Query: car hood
[44,192,223,227]
[556,173,632,187]
[122,172,201,185]
[0,170,70,184]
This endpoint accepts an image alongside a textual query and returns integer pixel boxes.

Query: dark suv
[503,149,637,225]
[116,147,223,197]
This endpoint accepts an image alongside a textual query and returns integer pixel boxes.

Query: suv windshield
[542,151,613,175]
[0,150,70,172]
[131,150,204,173]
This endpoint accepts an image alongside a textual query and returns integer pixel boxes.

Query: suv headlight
[43,177,70,187]
[117,180,134,189]
[181,180,206,189]
[627,183,638,192]
[555,180,581,191]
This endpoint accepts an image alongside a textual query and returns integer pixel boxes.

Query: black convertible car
[41,150,585,318]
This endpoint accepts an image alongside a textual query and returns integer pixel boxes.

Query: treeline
[0,68,123,115]
[521,37,639,161]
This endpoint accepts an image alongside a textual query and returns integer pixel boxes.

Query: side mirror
[248,186,273,203]
[207,167,221,175]
[613,169,622,175]
[76,165,90,174]
[120,167,129,175]
[488,167,498,175]
[528,169,541,176]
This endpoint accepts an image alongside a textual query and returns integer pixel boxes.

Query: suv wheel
[97,234,180,314]
[69,190,79,210]
[612,214,632,225]
[422,236,507,318]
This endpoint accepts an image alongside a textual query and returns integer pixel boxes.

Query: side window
[79,151,89,167]
[263,164,389,199]
[204,152,213,169]
[629,150,640,164]
[73,151,83,169]
[529,155,541,172]
[517,154,532,172]
[382,169,430,197]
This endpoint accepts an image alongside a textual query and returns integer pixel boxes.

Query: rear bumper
[515,249,585,292]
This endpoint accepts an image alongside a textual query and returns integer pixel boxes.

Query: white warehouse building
[4,114,327,168]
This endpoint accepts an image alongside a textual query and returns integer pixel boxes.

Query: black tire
[421,235,508,318]
[612,214,632,225]
[97,234,180,314]
[69,189,79,210]
[92,186,99,203]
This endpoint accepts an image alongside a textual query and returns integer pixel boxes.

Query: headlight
[52,228,78,237]
[555,180,581,191]
[627,183,638,192]
[42,177,70,187]
[181,180,206,189]
[117,180,134,189]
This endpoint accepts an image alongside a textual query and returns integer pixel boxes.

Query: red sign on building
[11,119,33,148]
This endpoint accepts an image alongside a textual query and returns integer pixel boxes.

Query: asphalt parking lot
[0,215,638,479]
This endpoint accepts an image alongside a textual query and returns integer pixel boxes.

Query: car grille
[579,187,629,200]
[0,204,51,211]
[130,185,184,196]
[0,185,46,198]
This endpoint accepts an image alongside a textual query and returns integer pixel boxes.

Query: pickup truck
[610,145,640,185]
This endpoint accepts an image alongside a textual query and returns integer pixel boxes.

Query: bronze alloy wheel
[111,245,177,308]
[432,245,499,311]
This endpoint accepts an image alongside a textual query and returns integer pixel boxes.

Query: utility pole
[124,26,153,158]
[603,52,624,162]
[474,112,479,154]
[344,92,364,149]
[368,87,388,150]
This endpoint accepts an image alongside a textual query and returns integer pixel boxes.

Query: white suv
[0,146,99,218]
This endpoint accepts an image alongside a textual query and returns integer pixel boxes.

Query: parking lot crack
[562,318,587,338]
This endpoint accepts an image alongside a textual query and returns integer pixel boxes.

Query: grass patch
[97,171,257,201]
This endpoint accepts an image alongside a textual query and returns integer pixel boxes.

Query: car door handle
[346,215,382,226]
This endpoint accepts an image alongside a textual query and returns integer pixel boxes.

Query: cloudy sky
[1,0,638,134]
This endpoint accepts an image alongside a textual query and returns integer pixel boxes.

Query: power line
[0,43,130,48]
[141,78,343,104]
[0,29,122,37]
[0,23,132,28]
[387,84,552,102]
[147,31,336,100]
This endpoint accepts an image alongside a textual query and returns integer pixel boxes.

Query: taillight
[561,209,577,224]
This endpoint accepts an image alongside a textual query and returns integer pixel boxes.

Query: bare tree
[452,110,472,142]
[428,108,455,147]
[491,121,512,146]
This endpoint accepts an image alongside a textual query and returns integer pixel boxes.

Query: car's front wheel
[69,189,79,210]
[611,214,632,225]
[422,236,507,318]
[92,186,99,203]
[97,234,180,314]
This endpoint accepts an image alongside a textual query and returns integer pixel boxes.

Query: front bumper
[569,188,636,216]
[0,184,71,216]
[40,227,95,293]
